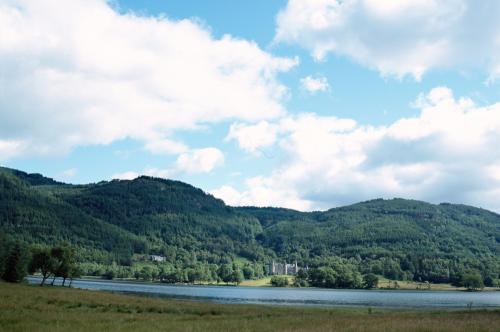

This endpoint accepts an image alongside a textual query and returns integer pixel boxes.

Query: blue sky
[2,0,500,211]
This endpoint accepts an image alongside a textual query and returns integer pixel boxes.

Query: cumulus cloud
[113,147,224,180]
[226,121,280,153]
[211,178,313,211]
[275,0,500,79]
[176,148,224,174]
[215,87,500,211]
[300,75,329,93]
[226,113,356,155]
[0,0,297,161]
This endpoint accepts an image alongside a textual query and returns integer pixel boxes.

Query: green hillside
[1,167,499,286]
[0,169,146,264]
[247,199,500,284]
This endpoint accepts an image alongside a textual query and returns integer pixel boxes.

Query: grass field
[239,275,294,287]
[241,275,499,291]
[1,282,500,332]
[376,277,463,291]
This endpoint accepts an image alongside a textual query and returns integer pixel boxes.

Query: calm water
[27,277,500,309]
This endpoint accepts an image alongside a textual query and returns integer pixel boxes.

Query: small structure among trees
[150,255,166,263]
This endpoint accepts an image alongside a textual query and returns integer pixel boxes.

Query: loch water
[27,277,500,309]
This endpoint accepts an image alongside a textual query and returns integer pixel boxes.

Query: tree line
[0,238,80,286]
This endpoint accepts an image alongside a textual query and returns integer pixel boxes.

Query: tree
[58,245,76,286]
[68,264,82,287]
[218,264,233,284]
[139,266,152,281]
[242,265,254,280]
[150,266,159,281]
[363,273,379,289]
[103,267,116,280]
[2,242,30,283]
[186,268,197,284]
[462,270,484,290]
[483,275,495,287]
[50,245,65,285]
[232,267,244,285]
[29,247,55,286]
[50,243,76,286]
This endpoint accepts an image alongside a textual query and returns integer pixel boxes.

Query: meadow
[1,282,499,332]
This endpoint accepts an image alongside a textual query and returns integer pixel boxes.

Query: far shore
[28,275,500,292]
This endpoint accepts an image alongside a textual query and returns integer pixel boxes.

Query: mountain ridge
[1,166,499,284]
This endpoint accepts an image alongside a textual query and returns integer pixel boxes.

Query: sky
[2,0,500,211]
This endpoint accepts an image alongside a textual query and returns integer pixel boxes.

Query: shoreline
[37,275,498,292]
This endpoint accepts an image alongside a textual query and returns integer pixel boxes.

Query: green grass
[376,276,500,291]
[376,277,461,290]
[1,282,500,331]
[240,275,294,287]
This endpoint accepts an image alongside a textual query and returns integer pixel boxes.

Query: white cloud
[0,140,25,161]
[226,114,356,155]
[0,0,298,161]
[176,148,224,174]
[275,0,500,79]
[226,121,280,153]
[210,185,243,206]
[112,171,140,180]
[300,75,329,93]
[216,87,500,212]
[116,147,225,180]
[211,179,312,211]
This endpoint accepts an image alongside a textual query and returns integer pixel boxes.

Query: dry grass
[1,282,499,332]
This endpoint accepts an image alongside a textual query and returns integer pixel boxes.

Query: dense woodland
[0,167,499,289]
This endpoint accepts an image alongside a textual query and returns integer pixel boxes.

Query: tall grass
[0,282,499,331]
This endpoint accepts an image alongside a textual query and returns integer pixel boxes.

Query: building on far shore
[150,255,166,262]
[267,261,300,275]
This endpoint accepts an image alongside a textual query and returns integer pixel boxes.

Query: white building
[150,255,166,262]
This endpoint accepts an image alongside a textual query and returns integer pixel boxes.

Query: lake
[27,277,500,309]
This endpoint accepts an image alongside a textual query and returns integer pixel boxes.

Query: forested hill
[1,166,499,284]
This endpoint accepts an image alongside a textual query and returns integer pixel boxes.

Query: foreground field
[1,282,499,332]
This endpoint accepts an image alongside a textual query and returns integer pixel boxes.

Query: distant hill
[0,167,499,284]
[2,167,64,186]
[242,199,500,283]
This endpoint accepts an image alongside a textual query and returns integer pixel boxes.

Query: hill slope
[243,199,500,283]
[1,167,499,283]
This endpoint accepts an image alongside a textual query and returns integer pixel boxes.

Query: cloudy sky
[2,0,500,212]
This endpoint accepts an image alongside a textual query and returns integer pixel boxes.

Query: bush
[270,276,289,287]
